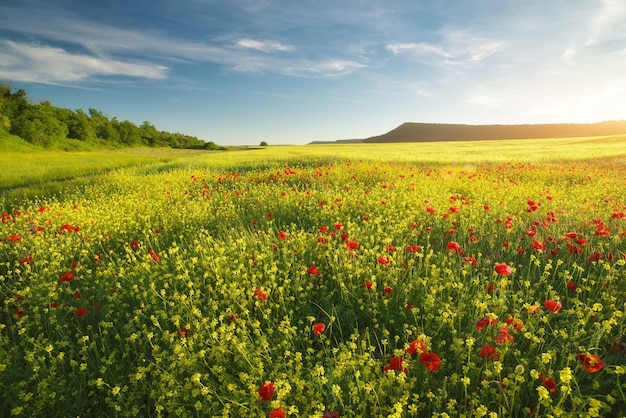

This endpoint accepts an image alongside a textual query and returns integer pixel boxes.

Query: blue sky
[1,0,625,145]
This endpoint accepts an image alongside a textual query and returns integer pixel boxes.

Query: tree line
[0,83,223,150]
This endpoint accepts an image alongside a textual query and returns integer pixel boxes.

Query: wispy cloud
[236,38,293,52]
[0,2,368,83]
[386,30,504,66]
[0,40,168,83]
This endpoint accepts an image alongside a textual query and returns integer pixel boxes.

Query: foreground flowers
[577,353,604,373]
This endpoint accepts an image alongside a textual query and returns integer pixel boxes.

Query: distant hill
[309,138,363,145]
[362,121,626,143]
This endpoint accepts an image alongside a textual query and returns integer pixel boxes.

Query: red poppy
[419,352,441,372]
[446,241,463,254]
[476,316,497,332]
[406,245,422,253]
[177,327,189,338]
[494,327,514,345]
[505,317,524,331]
[254,288,268,302]
[47,301,59,308]
[75,307,87,317]
[149,249,160,262]
[530,240,546,252]
[406,339,427,355]
[334,223,343,231]
[577,353,604,373]
[268,408,285,418]
[406,301,414,309]
[258,381,274,402]
[278,231,286,241]
[479,343,499,360]
[378,256,389,265]
[75,291,82,299]
[307,266,320,275]
[384,357,408,373]
[539,374,557,394]
[313,323,326,336]
[6,235,21,242]
[494,263,512,275]
[363,281,373,290]
[346,240,359,250]
[130,240,140,249]
[323,411,340,418]
[14,307,25,318]
[566,281,577,291]
[20,256,34,263]
[463,256,477,265]
[544,300,562,314]
[60,272,74,282]
[320,225,328,233]
[383,286,392,296]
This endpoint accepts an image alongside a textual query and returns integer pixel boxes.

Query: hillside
[362,121,626,143]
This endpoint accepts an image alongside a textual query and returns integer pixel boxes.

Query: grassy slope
[2,134,625,203]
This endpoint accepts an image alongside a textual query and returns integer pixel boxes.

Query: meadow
[1,136,625,417]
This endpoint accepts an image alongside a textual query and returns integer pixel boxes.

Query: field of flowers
[1,143,625,417]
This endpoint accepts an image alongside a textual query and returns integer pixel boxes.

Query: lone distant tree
[260,141,268,146]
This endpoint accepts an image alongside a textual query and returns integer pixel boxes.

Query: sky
[1,0,626,145]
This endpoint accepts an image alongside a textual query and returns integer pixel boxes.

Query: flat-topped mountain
[361,121,626,143]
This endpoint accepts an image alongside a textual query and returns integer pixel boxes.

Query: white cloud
[387,42,451,58]
[236,38,292,52]
[0,41,168,83]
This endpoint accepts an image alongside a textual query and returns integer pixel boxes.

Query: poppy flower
[494,327,514,345]
[539,374,557,394]
[494,263,512,275]
[20,256,34,263]
[278,231,286,241]
[268,408,285,418]
[346,240,359,250]
[254,288,268,302]
[320,225,328,233]
[384,357,408,373]
[75,291,82,299]
[544,300,562,314]
[149,249,160,263]
[479,343,499,360]
[406,245,422,253]
[566,281,577,291]
[323,411,340,418]
[476,316,497,332]
[363,281,373,290]
[177,327,189,338]
[47,301,59,308]
[446,241,463,254]
[307,266,320,275]
[60,272,74,282]
[75,307,87,317]
[383,286,392,296]
[130,240,140,249]
[378,256,389,265]
[258,381,274,402]
[313,323,326,336]
[463,256,477,265]
[505,317,524,331]
[6,235,21,242]
[419,352,441,372]
[577,353,604,373]
[406,339,427,355]
[334,223,343,231]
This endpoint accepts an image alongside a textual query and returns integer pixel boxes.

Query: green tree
[114,119,143,146]
[11,101,68,146]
